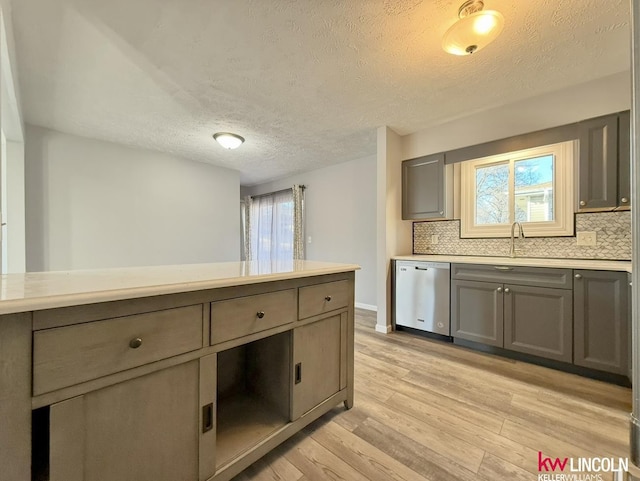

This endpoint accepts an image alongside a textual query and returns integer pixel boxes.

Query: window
[243,185,305,263]
[460,141,576,238]
[250,190,295,262]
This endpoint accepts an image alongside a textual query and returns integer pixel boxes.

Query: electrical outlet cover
[576,231,597,247]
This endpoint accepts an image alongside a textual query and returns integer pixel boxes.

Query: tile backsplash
[413,211,631,260]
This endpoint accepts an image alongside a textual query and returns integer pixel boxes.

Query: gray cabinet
[573,270,629,375]
[617,110,631,208]
[292,313,347,419]
[401,153,452,220]
[578,112,631,210]
[451,264,572,362]
[503,285,572,362]
[451,279,503,347]
[49,361,200,481]
[26,271,356,481]
[578,114,618,210]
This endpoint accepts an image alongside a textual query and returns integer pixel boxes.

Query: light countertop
[392,255,631,273]
[0,261,360,315]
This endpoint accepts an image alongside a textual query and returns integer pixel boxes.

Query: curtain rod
[249,185,305,200]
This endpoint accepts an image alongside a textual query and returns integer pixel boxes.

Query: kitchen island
[0,260,359,481]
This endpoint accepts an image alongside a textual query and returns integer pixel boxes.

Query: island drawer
[33,305,203,395]
[451,263,572,289]
[210,289,297,345]
[298,280,350,320]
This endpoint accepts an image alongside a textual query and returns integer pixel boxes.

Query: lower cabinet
[48,361,200,481]
[504,284,572,363]
[573,270,629,375]
[451,264,629,377]
[292,313,347,420]
[452,278,572,362]
[451,280,503,347]
[214,332,291,471]
[28,272,355,481]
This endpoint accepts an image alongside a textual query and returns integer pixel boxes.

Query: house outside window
[460,140,577,238]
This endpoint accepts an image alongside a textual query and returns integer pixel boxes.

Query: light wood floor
[232,309,633,481]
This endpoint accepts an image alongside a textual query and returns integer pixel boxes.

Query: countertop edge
[0,264,361,316]
[391,255,631,273]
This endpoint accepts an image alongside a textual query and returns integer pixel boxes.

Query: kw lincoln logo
[537,452,628,480]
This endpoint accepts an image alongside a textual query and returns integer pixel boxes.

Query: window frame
[459,140,577,238]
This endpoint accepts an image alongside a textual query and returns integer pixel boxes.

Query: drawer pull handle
[621,197,629,203]
[325,296,332,302]
[256,311,265,319]
[494,266,513,271]
[504,288,510,293]
[202,403,213,433]
[574,273,582,279]
[579,200,586,207]
[497,287,503,293]
[295,363,302,384]
[129,338,143,349]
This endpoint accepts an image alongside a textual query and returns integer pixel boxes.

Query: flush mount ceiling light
[442,0,504,56]
[213,132,245,150]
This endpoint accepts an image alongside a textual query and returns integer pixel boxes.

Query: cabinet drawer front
[33,305,203,395]
[451,264,572,289]
[210,289,296,345]
[298,280,350,320]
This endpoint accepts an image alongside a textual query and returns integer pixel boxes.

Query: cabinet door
[503,285,572,362]
[617,110,631,208]
[574,270,629,374]
[402,153,445,220]
[578,114,618,210]
[451,280,503,347]
[292,313,346,419]
[49,361,200,481]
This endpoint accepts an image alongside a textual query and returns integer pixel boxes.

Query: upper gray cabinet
[617,110,631,208]
[402,153,452,220]
[578,111,630,211]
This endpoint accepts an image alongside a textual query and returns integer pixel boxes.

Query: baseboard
[375,324,392,334]
[355,302,377,312]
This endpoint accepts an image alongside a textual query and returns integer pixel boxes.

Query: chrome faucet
[509,222,525,258]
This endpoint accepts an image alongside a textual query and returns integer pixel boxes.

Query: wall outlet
[576,231,597,246]
[431,235,439,245]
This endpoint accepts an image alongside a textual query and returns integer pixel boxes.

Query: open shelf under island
[0,260,359,481]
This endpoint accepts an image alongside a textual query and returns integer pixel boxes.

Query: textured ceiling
[10,0,631,185]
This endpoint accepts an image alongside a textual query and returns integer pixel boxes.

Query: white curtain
[244,186,305,263]
[242,196,252,261]
[293,185,305,260]
[249,189,294,262]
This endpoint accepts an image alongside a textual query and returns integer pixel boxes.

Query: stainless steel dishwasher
[395,260,451,336]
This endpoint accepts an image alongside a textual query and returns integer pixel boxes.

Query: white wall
[243,155,377,309]
[4,140,25,272]
[402,72,631,161]
[376,127,411,333]
[25,125,240,271]
[0,4,26,273]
